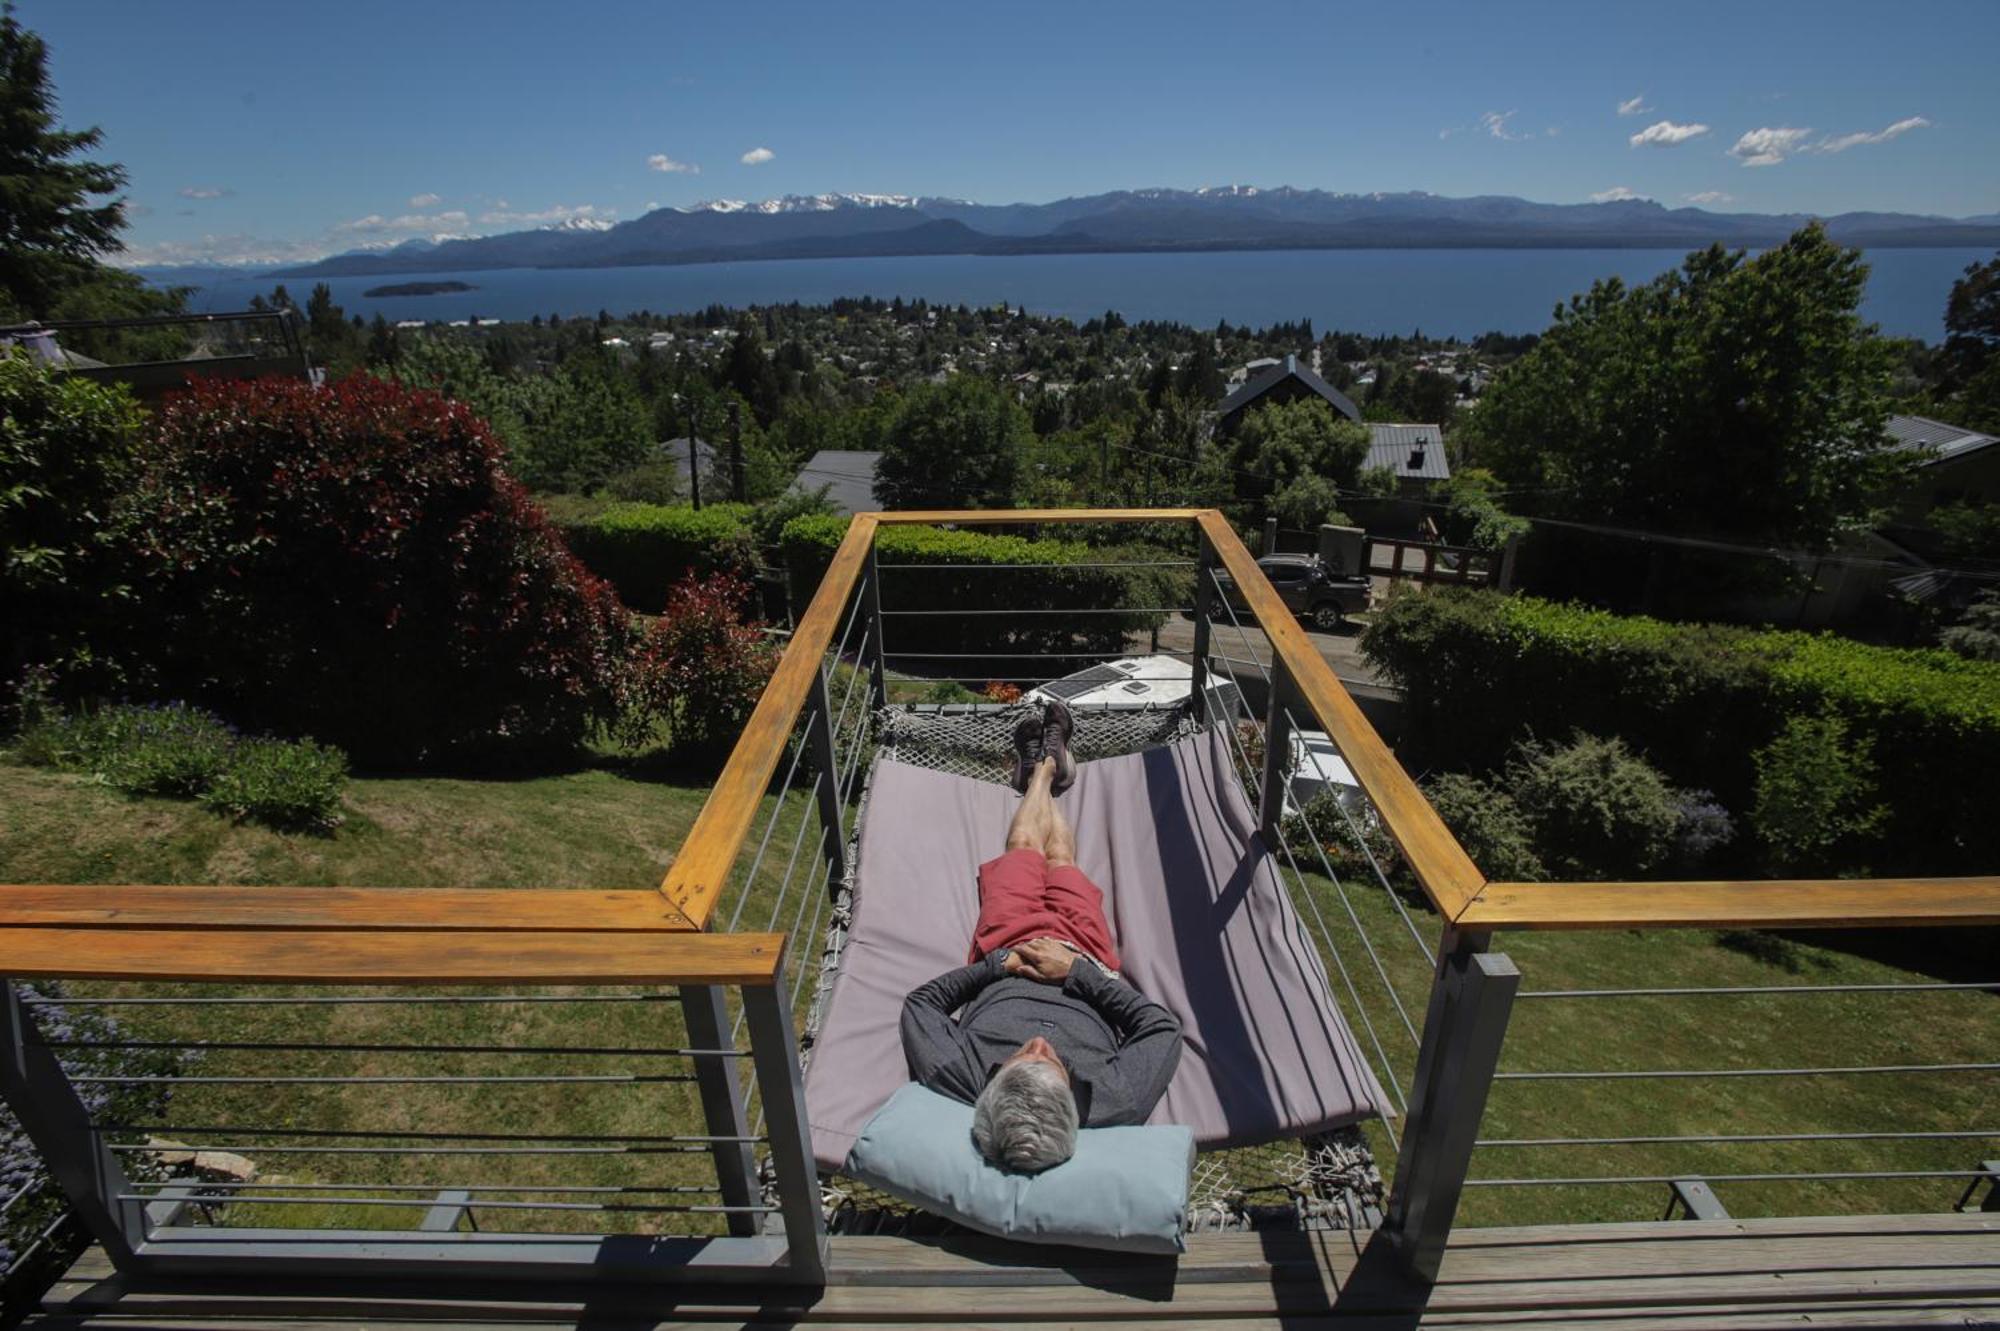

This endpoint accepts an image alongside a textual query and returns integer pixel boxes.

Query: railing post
[1257,663,1295,836]
[0,983,145,1267]
[1384,930,1519,1283]
[1189,534,1216,723]
[743,976,828,1285]
[677,984,761,1237]
[861,546,887,711]
[804,670,849,889]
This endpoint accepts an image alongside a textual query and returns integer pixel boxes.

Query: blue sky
[21,0,2000,267]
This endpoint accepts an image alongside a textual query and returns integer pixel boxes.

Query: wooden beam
[661,513,880,928]
[1197,509,1487,919]
[868,508,1206,525]
[1460,877,2000,931]
[0,886,693,932]
[0,927,785,985]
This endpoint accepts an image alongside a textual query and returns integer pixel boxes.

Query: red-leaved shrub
[129,375,630,765]
[624,572,777,760]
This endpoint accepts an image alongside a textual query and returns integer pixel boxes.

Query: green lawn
[1,756,1994,1236]
[0,758,818,1237]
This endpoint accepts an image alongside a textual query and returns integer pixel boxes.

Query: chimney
[1408,445,1426,471]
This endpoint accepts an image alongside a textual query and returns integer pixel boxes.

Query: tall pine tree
[0,6,174,320]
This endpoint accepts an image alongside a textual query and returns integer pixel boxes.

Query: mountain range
[273,186,2000,278]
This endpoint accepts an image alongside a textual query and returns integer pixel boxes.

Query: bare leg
[1005,757,1057,854]
[1044,775,1077,868]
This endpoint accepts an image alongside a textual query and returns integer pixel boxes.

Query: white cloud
[647,153,699,174]
[1617,95,1653,117]
[111,232,329,268]
[1816,115,1931,154]
[1683,190,1734,205]
[1477,110,1523,141]
[335,209,470,234]
[740,146,776,165]
[177,186,231,200]
[476,202,615,227]
[1629,119,1710,148]
[1589,186,1648,203]
[408,192,442,208]
[1729,126,1812,166]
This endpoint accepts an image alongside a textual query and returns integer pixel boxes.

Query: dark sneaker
[1011,712,1045,794]
[1043,699,1077,794]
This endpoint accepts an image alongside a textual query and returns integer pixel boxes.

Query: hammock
[803,724,1390,1171]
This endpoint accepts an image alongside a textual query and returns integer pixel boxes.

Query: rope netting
[798,700,1385,1235]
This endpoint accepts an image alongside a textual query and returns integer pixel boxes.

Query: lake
[177,247,1989,341]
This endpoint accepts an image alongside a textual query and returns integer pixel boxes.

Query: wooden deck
[32,1212,2000,1329]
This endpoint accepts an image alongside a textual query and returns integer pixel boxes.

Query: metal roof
[1217,353,1362,424]
[790,449,883,516]
[1885,413,1999,464]
[1365,423,1451,481]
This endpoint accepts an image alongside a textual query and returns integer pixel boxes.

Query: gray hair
[971,1060,1079,1173]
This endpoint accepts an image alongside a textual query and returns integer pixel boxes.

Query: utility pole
[729,401,746,503]
[686,400,702,511]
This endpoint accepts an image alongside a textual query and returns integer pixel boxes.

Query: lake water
[178,247,1989,341]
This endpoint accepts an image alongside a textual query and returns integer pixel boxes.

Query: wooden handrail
[658,505,1995,938]
[872,508,1209,525]
[1197,510,1488,918]
[0,885,693,931]
[0,926,784,985]
[1459,877,2000,931]
[660,513,881,928]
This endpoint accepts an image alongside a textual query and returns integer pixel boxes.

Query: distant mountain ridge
[273,186,2000,278]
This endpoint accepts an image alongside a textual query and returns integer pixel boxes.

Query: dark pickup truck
[1210,553,1371,631]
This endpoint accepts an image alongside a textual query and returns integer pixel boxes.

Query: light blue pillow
[844,1081,1195,1254]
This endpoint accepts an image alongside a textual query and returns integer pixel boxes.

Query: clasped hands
[1002,938,1077,984]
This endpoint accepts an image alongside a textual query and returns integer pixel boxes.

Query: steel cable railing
[31,981,773,1237]
[1194,610,1413,1128]
[1462,963,2000,1216]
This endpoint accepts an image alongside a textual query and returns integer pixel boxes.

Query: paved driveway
[1145,611,1387,693]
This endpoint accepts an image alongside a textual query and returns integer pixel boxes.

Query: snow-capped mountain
[680,193,924,215]
[276,186,2000,278]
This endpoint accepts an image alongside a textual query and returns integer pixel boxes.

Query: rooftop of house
[1365,422,1450,482]
[1217,352,1362,424]
[791,449,883,515]
[1887,412,1999,464]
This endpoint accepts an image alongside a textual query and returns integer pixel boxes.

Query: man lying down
[899,700,1184,1173]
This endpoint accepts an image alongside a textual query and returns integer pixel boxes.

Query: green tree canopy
[1466,224,1905,551]
[1228,397,1369,528]
[1934,251,2000,432]
[873,375,1028,510]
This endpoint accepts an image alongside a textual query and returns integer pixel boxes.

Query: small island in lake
[362,280,476,297]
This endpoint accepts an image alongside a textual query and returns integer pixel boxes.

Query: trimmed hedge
[557,502,757,612]
[779,515,1184,667]
[1362,588,2000,874]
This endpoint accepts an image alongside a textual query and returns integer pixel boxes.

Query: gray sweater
[899,949,1183,1127]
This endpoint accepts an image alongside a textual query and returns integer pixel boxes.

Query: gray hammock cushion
[804,728,1390,1171]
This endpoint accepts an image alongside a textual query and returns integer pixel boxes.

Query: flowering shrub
[982,681,1022,704]
[622,572,777,760]
[13,700,349,833]
[128,376,630,766]
[199,736,348,833]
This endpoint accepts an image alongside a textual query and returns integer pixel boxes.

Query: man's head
[970,1036,1078,1172]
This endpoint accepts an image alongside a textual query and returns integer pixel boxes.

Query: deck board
[32,1213,2000,1328]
